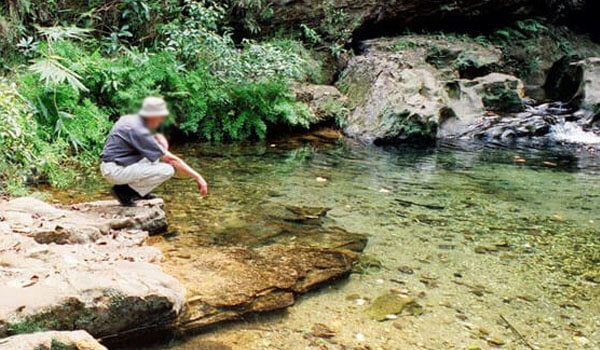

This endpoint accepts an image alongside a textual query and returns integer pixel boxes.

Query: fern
[36,25,91,42]
[29,57,88,91]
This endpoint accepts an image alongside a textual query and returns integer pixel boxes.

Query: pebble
[346,293,361,300]
[392,321,404,330]
[518,294,538,302]
[398,266,414,274]
[487,336,505,346]
[574,336,590,346]
[316,177,328,182]
[390,288,409,295]
[355,333,366,342]
[478,328,490,336]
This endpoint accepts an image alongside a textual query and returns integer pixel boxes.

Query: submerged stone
[365,293,421,321]
[311,323,337,338]
[210,204,368,252]
[175,245,356,331]
[353,254,383,274]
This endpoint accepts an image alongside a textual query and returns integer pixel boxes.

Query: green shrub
[1,0,323,193]
[0,79,37,193]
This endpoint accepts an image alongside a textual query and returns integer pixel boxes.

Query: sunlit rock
[0,330,106,350]
[0,198,360,343]
[337,37,524,143]
[0,198,185,339]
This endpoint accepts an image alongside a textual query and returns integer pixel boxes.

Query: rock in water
[571,58,600,113]
[337,37,524,143]
[365,293,421,321]
[0,198,186,339]
[442,74,525,137]
[210,204,368,252]
[545,57,600,114]
[311,323,337,338]
[0,330,107,350]
[175,245,356,332]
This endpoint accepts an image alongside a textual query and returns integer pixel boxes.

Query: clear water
[44,130,600,349]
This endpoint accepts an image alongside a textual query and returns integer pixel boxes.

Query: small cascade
[455,100,600,147]
[550,121,600,144]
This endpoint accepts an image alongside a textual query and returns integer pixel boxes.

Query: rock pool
[45,129,600,349]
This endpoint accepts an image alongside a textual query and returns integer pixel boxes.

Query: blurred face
[144,116,166,129]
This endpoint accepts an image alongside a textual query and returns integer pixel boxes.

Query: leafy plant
[299,1,359,57]
[231,0,274,34]
[29,26,91,91]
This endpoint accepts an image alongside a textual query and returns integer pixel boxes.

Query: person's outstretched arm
[161,152,208,196]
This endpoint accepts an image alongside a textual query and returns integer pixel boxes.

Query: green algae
[365,293,422,321]
[34,339,78,350]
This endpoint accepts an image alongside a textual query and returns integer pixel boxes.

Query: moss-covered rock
[365,293,422,321]
[337,37,525,143]
[291,83,348,126]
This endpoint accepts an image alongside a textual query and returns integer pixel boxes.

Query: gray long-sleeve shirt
[101,115,166,166]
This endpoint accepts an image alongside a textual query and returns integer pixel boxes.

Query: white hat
[139,96,169,118]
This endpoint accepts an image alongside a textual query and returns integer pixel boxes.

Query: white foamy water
[550,122,600,144]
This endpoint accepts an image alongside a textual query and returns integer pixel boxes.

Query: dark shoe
[135,193,158,201]
[110,185,137,207]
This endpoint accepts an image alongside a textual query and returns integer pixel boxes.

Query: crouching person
[100,96,208,206]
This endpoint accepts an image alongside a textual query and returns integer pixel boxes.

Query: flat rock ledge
[0,197,186,341]
[0,197,358,346]
[174,245,356,332]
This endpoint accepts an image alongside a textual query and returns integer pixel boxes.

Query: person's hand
[195,176,208,196]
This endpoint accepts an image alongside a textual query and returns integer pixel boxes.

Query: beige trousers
[100,158,175,196]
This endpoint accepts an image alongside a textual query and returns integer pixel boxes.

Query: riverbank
[0,195,359,349]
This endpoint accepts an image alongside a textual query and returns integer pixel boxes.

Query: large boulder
[545,57,600,112]
[442,73,525,137]
[0,197,167,244]
[337,37,524,143]
[569,58,600,113]
[292,83,347,125]
[0,330,106,350]
[0,198,186,339]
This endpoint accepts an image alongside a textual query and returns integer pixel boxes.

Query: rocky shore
[0,198,359,349]
[296,32,600,146]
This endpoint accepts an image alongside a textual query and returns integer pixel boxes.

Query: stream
[44,129,600,349]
